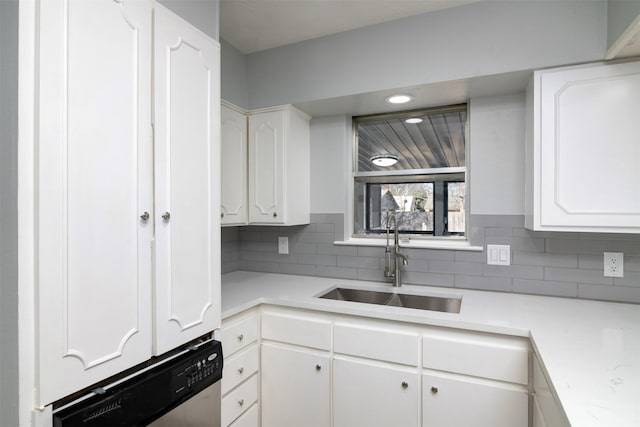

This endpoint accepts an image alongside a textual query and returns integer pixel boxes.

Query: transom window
[353,104,468,238]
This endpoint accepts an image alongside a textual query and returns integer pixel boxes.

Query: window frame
[349,104,470,243]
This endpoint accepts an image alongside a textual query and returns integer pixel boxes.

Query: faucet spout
[384,214,409,287]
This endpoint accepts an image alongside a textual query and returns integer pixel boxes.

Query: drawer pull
[401,381,409,389]
[237,334,244,342]
[431,386,438,394]
[238,367,244,375]
[238,399,244,407]
[315,364,322,371]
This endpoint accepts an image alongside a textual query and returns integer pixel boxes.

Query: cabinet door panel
[248,111,285,223]
[537,61,640,229]
[333,357,419,427]
[37,0,153,405]
[423,373,527,427]
[221,105,248,225]
[153,5,221,354]
[261,343,330,427]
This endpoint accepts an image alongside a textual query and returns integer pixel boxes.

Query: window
[353,104,467,238]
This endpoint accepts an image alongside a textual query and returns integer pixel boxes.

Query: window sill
[334,237,483,252]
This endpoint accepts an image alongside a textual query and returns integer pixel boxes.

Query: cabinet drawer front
[222,344,259,395]
[423,373,528,427]
[222,374,258,427]
[334,323,419,366]
[222,313,258,356]
[228,403,259,427]
[262,311,331,350]
[422,330,528,385]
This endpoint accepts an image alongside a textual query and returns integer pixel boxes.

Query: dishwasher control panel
[53,340,223,427]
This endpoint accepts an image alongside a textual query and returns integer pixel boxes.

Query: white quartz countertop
[222,271,640,427]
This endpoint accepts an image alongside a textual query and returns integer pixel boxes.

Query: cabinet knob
[221,212,225,219]
[140,211,150,222]
[273,212,278,218]
[401,381,409,389]
[238,399,244,407]
[237,334,244,342]
[431,386,438,394]
[316,364,322,371]
[162,211,171,221]
[238,367,244,375]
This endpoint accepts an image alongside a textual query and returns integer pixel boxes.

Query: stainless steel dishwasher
[52,339,223,427]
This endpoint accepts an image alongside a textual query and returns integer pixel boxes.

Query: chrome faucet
[383,214,409,287]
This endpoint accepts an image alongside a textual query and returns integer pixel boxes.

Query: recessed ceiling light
[405,118,423,124]
[385,94,414,104]
[371,154,399,167]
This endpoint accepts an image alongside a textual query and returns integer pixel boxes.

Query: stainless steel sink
[318,287,461,314]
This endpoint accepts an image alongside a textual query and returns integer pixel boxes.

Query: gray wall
[308,94,527,216]
[309,115,350,214]
[1,0,20,424]
[221,92,640,304]
[607,0,640,50]
[157,0,219,40]
[221,39,250,110]
[220,0,640,304]
[245,0,606,109]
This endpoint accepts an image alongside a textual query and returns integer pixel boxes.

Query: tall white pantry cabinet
[18,0,221,411]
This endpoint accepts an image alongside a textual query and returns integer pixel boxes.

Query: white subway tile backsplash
[513,279,578,298]
[545,267,614,286]
[221,214,640,304]
[578,284,640,303]
[317,265,358,280]
[454,274,512,292]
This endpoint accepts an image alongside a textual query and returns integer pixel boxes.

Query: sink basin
[318,287,461,314]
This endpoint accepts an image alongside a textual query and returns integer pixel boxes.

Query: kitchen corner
[222,270,640,427]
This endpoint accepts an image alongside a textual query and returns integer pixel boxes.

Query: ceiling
[220,0,479,54]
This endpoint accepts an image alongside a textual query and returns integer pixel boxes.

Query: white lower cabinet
[260,309,332,427]
[253,306,538,427]
[261,343,331,427]
[222,374,259,427]
[423,372,528,427]
[334,357,419,427]
[222,311,260,427]
[532,354,570,427]
[229,403,260,427]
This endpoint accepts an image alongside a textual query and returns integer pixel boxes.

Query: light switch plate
[487,244,511,266]
[278,236,289,254]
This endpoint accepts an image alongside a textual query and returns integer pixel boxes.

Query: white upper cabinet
[37,0,154,404]
[30,0,220,405]
[248,106,310,225]
[153,4,221,355]
[221,103,249,226]
[525,60,640,233]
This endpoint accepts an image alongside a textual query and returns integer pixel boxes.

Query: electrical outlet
[604,252,624,278]
[278,237,289,255]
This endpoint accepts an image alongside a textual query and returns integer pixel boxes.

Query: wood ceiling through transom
[356,109,466,172]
